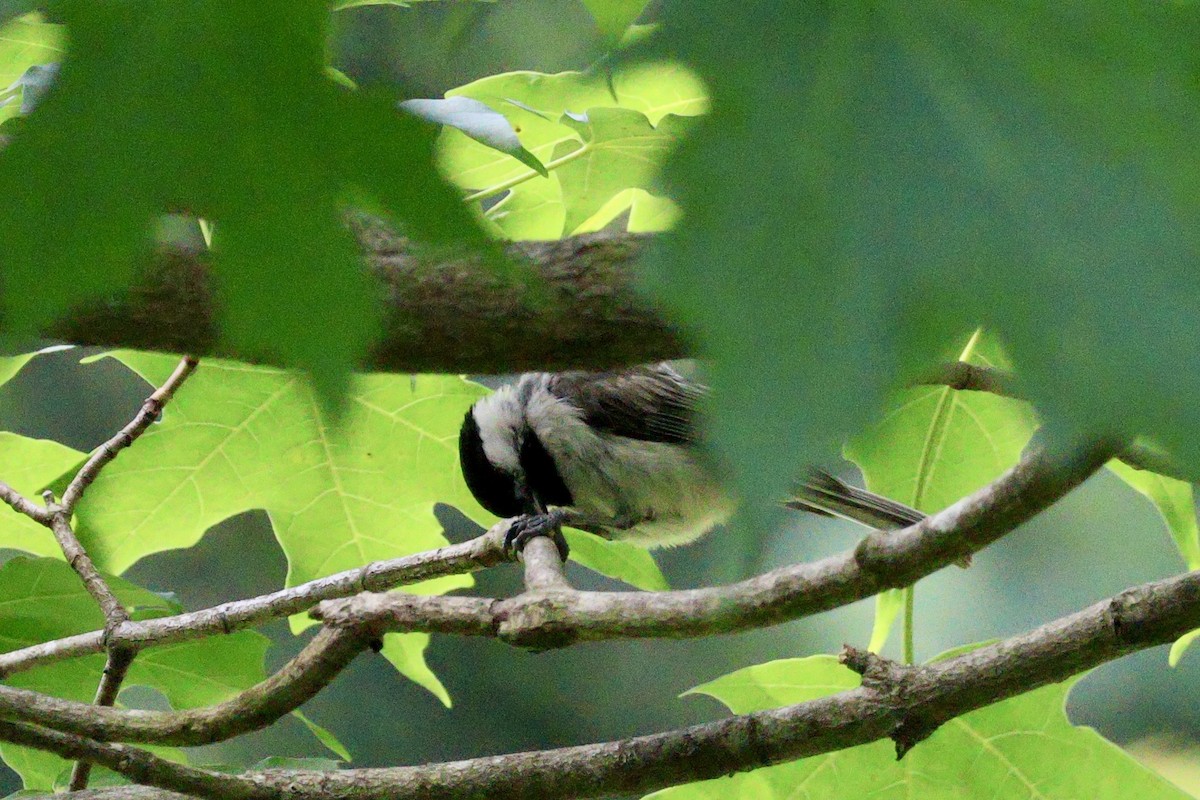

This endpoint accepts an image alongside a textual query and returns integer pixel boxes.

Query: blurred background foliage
[0,0,1199,797]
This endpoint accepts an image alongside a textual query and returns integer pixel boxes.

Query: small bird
[458,363,926,558]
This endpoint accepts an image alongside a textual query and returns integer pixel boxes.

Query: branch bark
[12,565,1200,800]
[0,525,509,678]
[48,222,683,375]
[0,435,1112,748]
[319,434,1116,649]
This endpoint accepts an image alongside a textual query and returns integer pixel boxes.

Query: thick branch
[48,224,683,374]
[14,566,1200,800]
[0,436,1109,748]
[0,525,509,678]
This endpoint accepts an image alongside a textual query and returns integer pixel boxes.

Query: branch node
[497,594,579,651]
[840,646,941,759]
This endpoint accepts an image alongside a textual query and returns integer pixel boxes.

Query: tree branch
[0,626,377,747]
[0,525,510,678]
[68,647,136,791]
[12,565,1200,800]
[60,355,198,514]
[47,223,682,375]
[0,434,1111,749]
[318,434,1117,649]
[44,494,129,633]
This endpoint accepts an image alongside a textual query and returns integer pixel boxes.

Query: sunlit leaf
[581,0,651,42]
[441,64,705,239]
[0,13,61,124]
[844,330,1037,652]
[564,528,669,591]
[73,352,486,697]
[0,432,85,558]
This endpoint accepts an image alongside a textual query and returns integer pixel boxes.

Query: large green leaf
[843,331,1037,653]
[647,654,1189,800]
[0,432,84,557]
[73,352,484,697]
[0,1,484,409]
[555,109,688,235]
[1108,460,1200,571]
[643,0,1200,538]
[441,64,706,239]
[0,13,62,124]
[0,557,268,789]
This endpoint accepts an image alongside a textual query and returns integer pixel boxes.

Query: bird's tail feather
[788,469,924,530]
[788,470,971,567]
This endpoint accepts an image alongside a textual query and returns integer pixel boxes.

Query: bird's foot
[505,510,570,561]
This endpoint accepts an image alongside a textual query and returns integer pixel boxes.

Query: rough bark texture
[47,220,683,375]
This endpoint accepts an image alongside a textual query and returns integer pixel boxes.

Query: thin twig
[320,434,1117,649]
[0,626,380,746]
[11,565,1200,800]
[59,355,198,514]
[68,648,135,791]
[916,361,1021,398]
[917,362,1199,483]
[0,481,50,525]
[45,493,129,632]
[0,524,511,678]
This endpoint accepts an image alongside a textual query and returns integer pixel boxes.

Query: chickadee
[458,362,926,558]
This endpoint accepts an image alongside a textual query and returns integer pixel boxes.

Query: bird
[457,362,927,558]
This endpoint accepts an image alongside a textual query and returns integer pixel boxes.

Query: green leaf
[442,64,705,239]
[0,13,62,124]
[0,345,69,390]
[650,653,1190,800]
[381,632,450,707]
[867,589,904,654]
[644,1,1200,539]
[555,109,687,235]
[563,529,669,591]
[843,330,1038,651]
[294,711,353,762]
[0,432,85,557]
[0,557,267,789]
[0,1,483,410]
[581,0,651,42]
[1108,460,1200,570]
[402,97,547,176]
[1170,630,1200,668]
[73,352,485,694]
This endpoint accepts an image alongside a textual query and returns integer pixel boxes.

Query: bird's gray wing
[545,363,704,445]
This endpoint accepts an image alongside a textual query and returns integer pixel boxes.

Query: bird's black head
[459,408,527,519]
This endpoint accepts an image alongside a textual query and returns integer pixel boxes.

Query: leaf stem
[902,586,915,664]
[462,142,592,205]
